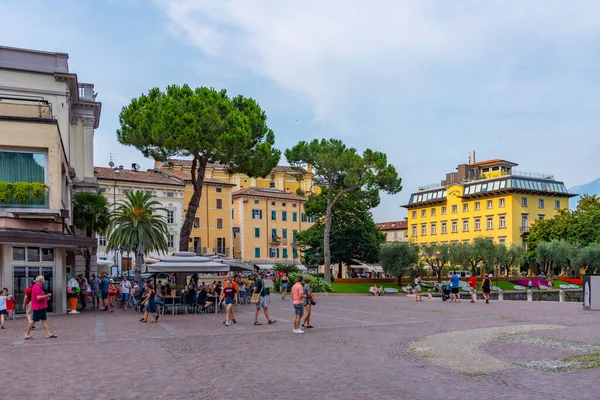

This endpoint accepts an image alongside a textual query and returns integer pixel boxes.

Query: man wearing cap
[253,272,276,326]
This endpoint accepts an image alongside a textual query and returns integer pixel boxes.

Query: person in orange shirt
[291,276,305,334]
[469,274,478,303]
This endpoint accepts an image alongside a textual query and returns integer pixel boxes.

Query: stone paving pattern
[0,295,599,400]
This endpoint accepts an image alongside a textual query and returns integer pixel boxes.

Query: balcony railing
[520,225,530,234]
[0,187,49,208]
[270,236,281,244]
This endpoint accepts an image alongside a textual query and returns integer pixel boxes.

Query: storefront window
[27,247,40,262]
[41,248,54,262]
[13,247,25,261]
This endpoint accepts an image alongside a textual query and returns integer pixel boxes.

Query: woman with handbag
[301,277,315,329]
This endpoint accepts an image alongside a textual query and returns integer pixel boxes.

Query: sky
[2,0,600,221]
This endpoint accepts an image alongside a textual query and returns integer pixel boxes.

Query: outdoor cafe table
[163,295,185,315]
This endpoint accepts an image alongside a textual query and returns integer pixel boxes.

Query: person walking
[120,276,132,309]
[222,276,238,324]
[450,272,461,303]
[24,275,56,340]
[23,280,36,330]
[414,274,423,302]
[301,277,315,329]
[140,283,158,323]
[253,272,276,326]
[291,275,305,334]
[280,273,289,300]
[100,273,109,311]
[220,279,237,326]
[482,274,491,304]
[0,288,13,329]
[107,279,118,312]
[469,274,478,303]
[90,274,101,309]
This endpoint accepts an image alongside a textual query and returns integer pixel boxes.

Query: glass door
[12,266,54,313]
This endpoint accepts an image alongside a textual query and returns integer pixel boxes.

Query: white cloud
[155,0,600,126]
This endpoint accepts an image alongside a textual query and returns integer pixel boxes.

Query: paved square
[1,295,598,400]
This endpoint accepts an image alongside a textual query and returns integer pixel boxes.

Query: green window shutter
[271,210,276,220]
[255,247,260,258]
[282,211,287,221]
[272,228,277,238]
[276,248,280,258]
[283,248,288,258]
[292,212,297,222]
[255,227,260,238]
[282,229,287,239]
[293,248,298,258]
[259,209,263,219]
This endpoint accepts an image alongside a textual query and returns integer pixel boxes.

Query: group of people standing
[291,275,315,334]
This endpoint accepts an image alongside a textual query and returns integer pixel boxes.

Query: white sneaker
[68,310,80,314]
[292,329,297,333]
[295,329,305,334]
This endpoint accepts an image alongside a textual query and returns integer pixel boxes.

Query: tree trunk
[323,202,333,283]
[135,253,143,284]
[84,248,91,282]
[179,156,208,251]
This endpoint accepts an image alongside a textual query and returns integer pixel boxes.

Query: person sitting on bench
[369,284,381,296]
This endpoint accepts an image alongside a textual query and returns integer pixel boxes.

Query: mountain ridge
[568,178,600,209]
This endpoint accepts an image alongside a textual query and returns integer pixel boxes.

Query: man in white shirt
[120,276,132,309]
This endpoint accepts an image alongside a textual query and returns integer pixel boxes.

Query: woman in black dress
[482,274,491,304]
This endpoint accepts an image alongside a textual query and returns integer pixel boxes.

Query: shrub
[273,272,333,293]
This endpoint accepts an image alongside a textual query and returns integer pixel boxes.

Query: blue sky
[2,0,600,221]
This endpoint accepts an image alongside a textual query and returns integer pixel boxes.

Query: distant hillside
[569,178,600,209]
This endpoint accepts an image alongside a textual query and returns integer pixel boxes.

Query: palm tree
[107,190,169,282]
[73,192,111,280]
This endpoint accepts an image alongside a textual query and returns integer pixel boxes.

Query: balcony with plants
[0,181,49,208]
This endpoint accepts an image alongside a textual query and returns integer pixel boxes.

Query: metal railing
[418,183,443,191]
[512,170,555,180]
[0,187,49,208]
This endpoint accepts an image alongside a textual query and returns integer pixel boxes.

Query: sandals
[254,321,262,326]
[268,320,277,325]
[306,325,314,329]
[24,337,34,340]
[140,319,147,323]
[46,334,57,339]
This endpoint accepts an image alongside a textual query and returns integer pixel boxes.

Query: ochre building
[403,157,575,248]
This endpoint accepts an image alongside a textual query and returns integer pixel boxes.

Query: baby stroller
[441,284,451,302]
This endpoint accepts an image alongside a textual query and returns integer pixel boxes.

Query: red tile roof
[232,187,307,201]
[375,220,408,231]
[94,167,184,186]
[165,159,308,174]
[159,170,236,186]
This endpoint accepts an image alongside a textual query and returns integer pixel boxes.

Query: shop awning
[146,252,253,273]
[0,228,97,247]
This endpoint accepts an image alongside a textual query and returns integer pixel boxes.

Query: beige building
[231,187,314,266]
[375,220,408,242]
[94,166,185,270]
[0,46,101,314]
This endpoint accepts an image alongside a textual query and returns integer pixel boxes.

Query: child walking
[0,288,13,329]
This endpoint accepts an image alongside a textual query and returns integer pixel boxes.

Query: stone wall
[430,289,583,303]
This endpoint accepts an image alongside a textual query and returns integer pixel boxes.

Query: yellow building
[156,159,318,195]
[403,157,576,248]
[157,169,236,256]
[231,187,314,264]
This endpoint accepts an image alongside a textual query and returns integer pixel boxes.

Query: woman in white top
[414,275,423,302]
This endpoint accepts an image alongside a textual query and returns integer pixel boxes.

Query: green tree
[272,263,300,275]
[117,85,280,251]
[107,190,169,282]
[286,139,401,282]
[379,242,419,285]
[494,244,526,281]
[73,192,111,280]
[472,237,497,273]
[296,189,385,278]
[421,243,451,282]
[536,240,573,278]
[449,242,471,271]
[574,242,600,275]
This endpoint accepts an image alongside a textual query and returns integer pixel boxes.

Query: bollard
[498,289,503,301]
[428,292,432,299]
[527,289,533,302]
[559,289,565,303]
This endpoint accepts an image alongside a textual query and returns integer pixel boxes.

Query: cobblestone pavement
[0,295,598,400]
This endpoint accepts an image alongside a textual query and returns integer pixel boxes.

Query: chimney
[131,163,137,171]
[469,151,476,165]
[119,165,123,170]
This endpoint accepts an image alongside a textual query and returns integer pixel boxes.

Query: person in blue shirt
[450,272,461,303]
[100,273,110,311]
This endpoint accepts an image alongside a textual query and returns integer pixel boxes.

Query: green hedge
[273,272,333,293]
